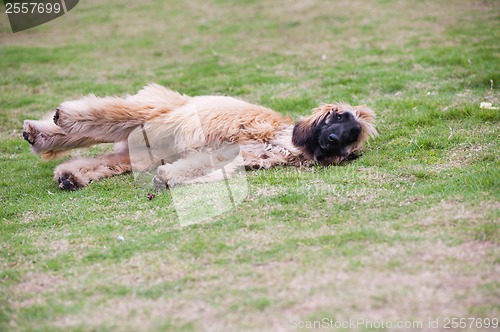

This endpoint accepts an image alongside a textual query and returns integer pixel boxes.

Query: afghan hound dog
[22,84,377,190]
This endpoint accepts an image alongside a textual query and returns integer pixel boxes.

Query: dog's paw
[56,173,82,190]
[345,152,360,161]
[22,121,37,145]
[53,108,60,125]
[53,108,70,128]
[53,100,90,133]
[153,164,173,189]
[153,175,170,190]
[53,107,74,132]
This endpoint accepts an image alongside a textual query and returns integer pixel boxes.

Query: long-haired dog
[22,84,377,190]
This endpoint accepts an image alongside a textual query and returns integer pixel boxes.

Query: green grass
[1,0,499,331]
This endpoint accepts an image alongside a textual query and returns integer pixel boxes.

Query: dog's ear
[353,105,378,141]
[292,104,332,150]
[292,119,313,148]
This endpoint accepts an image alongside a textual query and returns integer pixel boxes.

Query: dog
[22,84,377,190]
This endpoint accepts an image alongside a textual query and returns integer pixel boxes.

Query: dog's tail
[53,84,190,142]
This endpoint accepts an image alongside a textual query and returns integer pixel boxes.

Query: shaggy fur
[22,84,377,190]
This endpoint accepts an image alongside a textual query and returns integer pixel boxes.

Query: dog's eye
[336,114,342,120]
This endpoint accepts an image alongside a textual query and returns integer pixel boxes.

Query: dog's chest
[266,126,311,167]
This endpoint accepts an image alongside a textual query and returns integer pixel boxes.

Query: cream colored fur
[23,84,377,189]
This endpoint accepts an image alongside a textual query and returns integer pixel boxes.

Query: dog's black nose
[328,133,340,143]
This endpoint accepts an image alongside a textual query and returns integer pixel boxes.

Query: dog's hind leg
[23,118,104,159]
[53,84,190,143]
[52,95,151,143]
[53,143,131,190]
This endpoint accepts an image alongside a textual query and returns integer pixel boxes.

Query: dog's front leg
[153,147,243,188]
[153,153,217,188]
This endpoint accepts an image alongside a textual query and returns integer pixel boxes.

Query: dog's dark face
[292,108,363,165]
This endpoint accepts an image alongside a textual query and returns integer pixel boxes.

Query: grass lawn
[0,0,499,331]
